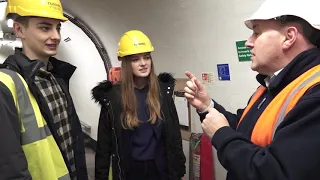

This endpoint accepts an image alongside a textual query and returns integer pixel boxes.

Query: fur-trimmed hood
[91,72,175,105]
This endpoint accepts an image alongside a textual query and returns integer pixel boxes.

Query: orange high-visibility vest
[238,65,320,147]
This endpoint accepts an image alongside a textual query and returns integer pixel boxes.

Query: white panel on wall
[55,20,108,141]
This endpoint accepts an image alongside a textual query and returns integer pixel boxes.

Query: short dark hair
[275,15,320,47]
[14,16,30,27]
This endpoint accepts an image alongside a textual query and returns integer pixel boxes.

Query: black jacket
[92,73,186,180]
[0,50,88,180]
[199,48,320,180]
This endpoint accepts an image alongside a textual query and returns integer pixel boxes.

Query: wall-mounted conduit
[63,13,112,74]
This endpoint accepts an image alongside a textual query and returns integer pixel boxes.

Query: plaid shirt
[34,62,77,179]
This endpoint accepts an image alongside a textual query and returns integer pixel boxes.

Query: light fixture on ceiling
[7,18,13,28]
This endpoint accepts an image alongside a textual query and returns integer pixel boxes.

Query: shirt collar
[264,68,283,88]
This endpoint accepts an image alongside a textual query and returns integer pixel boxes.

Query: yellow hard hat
[5,0,68,21]
[117,30,154,58]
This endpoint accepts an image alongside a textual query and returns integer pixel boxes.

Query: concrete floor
[85,148,96,180]
[85,140,190,180]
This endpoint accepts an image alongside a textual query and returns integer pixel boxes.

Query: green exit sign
[236,40,252,62]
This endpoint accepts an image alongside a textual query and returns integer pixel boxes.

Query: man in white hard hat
[184,0,320,179]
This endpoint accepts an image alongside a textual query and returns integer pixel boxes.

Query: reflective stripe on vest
[0,69,70,180]
[237,65,320,147]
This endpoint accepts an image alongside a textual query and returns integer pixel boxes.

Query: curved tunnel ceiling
[61,0,176,67]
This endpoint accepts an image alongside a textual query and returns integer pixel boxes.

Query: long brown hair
[120,55,161,129]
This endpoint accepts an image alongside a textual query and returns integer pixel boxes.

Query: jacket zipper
[108,101,122,180]
[257,93,268,109]
[161,109,171,179]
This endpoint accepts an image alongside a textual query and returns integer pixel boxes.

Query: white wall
[0,44,14,63]
[61,0,129,67]
[55,20,108,141]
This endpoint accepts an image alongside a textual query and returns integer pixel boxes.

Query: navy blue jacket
[131,85,163,161]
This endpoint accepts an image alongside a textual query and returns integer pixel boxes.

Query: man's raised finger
[185,71,196,80]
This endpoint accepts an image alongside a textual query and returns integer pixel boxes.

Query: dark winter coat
[92,73,186,180]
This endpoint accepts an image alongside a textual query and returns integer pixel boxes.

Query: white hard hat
[245,0,320,30]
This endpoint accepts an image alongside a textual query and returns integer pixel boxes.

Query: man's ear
[13,22,26,39]
[282,26,298,50]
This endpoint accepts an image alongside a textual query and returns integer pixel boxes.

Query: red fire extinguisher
[200,134,215,180]
[192,141,201,180]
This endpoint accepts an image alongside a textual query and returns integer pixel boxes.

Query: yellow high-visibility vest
[0,69,70,180]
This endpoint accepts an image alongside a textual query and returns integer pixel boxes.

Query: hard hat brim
[244,0,320,30]
[118,49,154,60]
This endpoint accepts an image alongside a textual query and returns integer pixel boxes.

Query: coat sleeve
[0,82,32,179]
[95,105,112,180]
[168,94,186,177]
[198,87,259,129]
[212,100,245,129]
[212,85,320,180]
[198,99,245,130]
